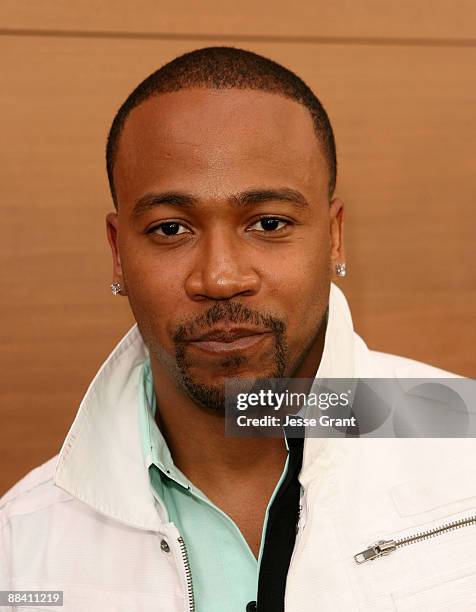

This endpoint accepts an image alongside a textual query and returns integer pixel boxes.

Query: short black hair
[106,46,337,208]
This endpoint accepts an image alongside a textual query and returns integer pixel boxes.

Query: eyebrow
[131,187,309,219]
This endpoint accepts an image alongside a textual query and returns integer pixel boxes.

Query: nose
[184,227,261,301]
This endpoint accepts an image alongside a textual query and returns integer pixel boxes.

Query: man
[1,47,475,612]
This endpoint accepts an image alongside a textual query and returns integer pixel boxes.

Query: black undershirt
[254,430,305,612]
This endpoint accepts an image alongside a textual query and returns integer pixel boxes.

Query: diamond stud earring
[335,262,346,277]
[111,281,123,295]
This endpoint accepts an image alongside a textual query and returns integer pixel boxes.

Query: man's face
[106,88,344,411]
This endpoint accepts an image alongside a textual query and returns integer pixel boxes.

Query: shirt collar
[139,356,194,490]
[54,282,357,529]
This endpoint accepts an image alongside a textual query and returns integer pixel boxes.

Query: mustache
[172,301,285,343]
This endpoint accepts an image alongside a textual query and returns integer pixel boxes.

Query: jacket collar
[54,282,357,530]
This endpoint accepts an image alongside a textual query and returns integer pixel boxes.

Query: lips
[187,328,269,343]
[186,327,271,354]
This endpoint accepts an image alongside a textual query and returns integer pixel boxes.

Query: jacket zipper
[354,514,476,564]
[178,536,195,611]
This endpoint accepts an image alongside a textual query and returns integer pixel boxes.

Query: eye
[147,222,191,236]
[248,217,290,232]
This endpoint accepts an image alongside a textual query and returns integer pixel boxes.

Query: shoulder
[352,331,462,378]
[369,348,462,378]
[0,455,72,528]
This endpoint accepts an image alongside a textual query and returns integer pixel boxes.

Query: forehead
[114,88,328,208]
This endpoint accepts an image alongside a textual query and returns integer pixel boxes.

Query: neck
[149,317,326,491]
[150,358,287,492]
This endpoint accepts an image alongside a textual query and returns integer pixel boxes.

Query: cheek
[122,257,182,339]
[266,241,330,299]
[265,245,330,334]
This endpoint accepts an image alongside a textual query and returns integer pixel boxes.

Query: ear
[105,212,127,296]
[329,197,346,279]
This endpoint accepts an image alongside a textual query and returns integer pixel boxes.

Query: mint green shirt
[139,356,289,612]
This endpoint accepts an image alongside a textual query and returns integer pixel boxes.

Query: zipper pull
[354,539,397,564]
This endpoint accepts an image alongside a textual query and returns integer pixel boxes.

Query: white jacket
[1,283,475,612]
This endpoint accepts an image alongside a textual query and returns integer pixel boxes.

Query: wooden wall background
[1,1,475,494]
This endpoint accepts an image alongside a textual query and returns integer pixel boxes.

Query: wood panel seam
[2,27,476,48]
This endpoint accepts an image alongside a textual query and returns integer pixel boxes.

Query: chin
[191,360,281,383]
